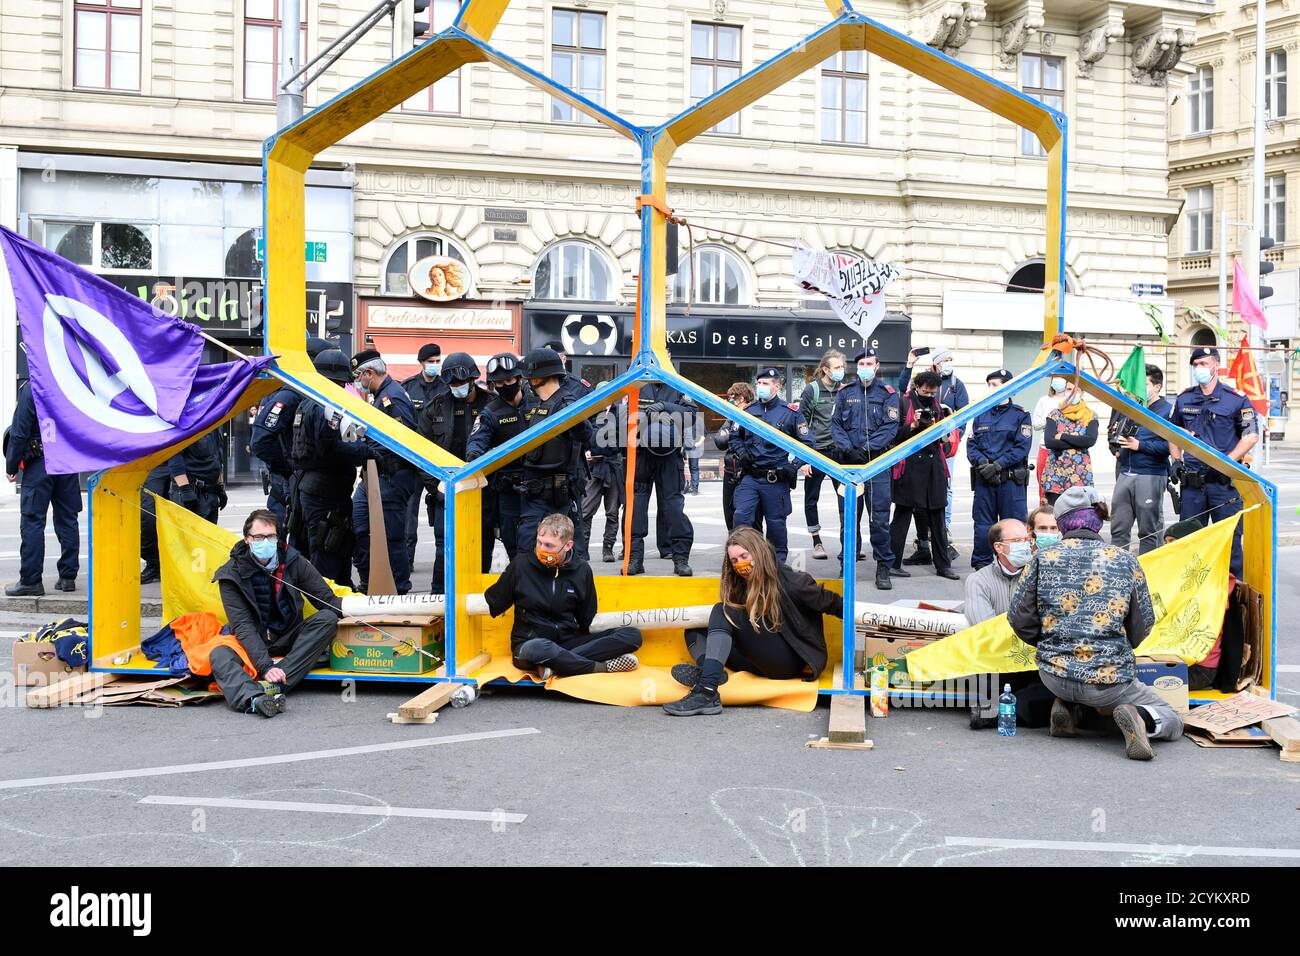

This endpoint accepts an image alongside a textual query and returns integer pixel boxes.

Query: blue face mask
[1193,365,1214,386]
[858,366,876,384]
[250,538,278,564]
[755,384,774,401]
[1005,541,1033,568]
[424,362,441,378]
[829,369,845,383]
[1035,532,1061,550]
[451,383,471,399]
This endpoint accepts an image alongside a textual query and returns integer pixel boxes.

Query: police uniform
[731,368,810,563]
[141,430,226,578]
[250,385,301,534]
[1172,347,1256,577]
[350,351,419,594]
[417,353,493,594]
[580,400,626,563]
[629,380,695,574]
[292,349,368,588]
[967,369,1033,569]
[401,343,448,568]
[5,382,81,592]
[831,352,902,577]
[467,389,528,562]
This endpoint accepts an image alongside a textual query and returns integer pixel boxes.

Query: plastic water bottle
[450,685,477,709]
[997,683,1016,737]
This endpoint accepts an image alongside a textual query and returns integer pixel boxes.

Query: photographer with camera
[1108,364,1172,555]
[888,371,961,580]
[898,346,968,565]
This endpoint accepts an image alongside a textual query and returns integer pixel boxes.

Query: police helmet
[313,348,352,383]
[522,347,566,380]
[439,352,480,384]
[486,352,521,383]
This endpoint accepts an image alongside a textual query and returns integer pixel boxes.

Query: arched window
[533,240,616,300]
[1007,258,1075,294]
[1190,327,1218,349]
[382,233,470,296]
[670,245,750,306]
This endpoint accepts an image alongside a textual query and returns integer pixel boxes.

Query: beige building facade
[1167,0,1298,416]
[1,0,1204,474]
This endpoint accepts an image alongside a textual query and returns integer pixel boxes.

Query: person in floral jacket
[1041,384,1098,505]
[1008,486,1183,760]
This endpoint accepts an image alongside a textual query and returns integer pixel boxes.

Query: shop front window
[44,220,153,271]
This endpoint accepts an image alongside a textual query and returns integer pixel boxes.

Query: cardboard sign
[1180,691,1296,734]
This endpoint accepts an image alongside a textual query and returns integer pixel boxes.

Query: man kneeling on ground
[211,509,342,717]
[485,513,641,680]
[1008,486,1183,760]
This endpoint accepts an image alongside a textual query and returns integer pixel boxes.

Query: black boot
[663,683,723,716]
[889,563,912,577]
[626,557,645,576]
[602,546,615,563]
[673,558,693,577]
[5,581,43,597]
[874,562,893,590]
[902,541,933,565]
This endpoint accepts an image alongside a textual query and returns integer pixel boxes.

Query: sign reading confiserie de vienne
[367,305,514,333]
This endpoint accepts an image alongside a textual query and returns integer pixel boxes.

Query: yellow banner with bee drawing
[906,515,1240,682]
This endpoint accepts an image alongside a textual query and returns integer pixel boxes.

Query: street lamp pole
[277,0,305,128]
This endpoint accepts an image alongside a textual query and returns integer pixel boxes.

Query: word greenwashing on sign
[793,247,901,341]
[254,238,328,263]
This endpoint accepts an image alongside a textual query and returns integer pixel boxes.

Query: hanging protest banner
[793,247,901,341]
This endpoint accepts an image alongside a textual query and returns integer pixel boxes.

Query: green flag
[1140,302,1171,343]
[1116,345,1147,398]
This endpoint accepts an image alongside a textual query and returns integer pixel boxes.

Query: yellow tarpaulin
[906,515,1240,682]
[153,493,353,624]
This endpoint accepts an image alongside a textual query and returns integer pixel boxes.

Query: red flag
[1227,335,1270,416]
[1232,257,1269,330]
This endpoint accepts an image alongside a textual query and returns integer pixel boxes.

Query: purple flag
[0,225,276,475]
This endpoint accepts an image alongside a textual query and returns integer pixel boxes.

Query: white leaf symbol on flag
[42,294,173,434]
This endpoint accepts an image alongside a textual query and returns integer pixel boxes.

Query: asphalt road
[0,444,1296,867]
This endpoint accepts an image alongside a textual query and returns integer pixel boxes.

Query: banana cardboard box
[331,616,444,675]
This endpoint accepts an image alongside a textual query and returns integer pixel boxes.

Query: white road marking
[0,728,541,790]
[1276,665,1300,673]
[945,835,1300,860]
[139,795,526,824]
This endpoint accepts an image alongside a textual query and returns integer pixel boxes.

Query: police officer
[1171,346,1258,578]
[250,382,300,537]
[402,343,447,568]
[418,352,492,593]
[292,349,370,588]
[831,349,901,590]
[350,349,419,595]
[967,368,1033,570]
[580,395,626,564]
[731,366,811,565]
[544,340,594,402]
[628,377,696,577]
[140,429,227,583]
[4,381,82,596]
[516,347,592,555]
[467,353,527,561]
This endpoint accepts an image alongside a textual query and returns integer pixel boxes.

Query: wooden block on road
[828,692,867,744]
[26,672,117,709]
[806,737,874,751]
[397,682,458,720]
[1261,715,1300,758]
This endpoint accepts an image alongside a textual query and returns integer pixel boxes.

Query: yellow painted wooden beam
[455,0,513,42]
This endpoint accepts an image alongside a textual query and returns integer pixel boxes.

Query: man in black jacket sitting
[210,509,342,717]
[484,513,642,680]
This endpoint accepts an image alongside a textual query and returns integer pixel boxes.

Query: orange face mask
[535,547,564,568]
[731,557,754,578]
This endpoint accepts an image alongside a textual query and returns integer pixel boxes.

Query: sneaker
[4,581,43,597]
[670,663,729,688]
[249,694,285,718]
[1112,704,1154,761]
[1048,698,1082,738]
[536,666,555,682]
[602,653,639,674]
[673,559,693,577]
[140,566,161,585]
[811,543,828,560]
[663,684,723,716]
[55,578,76,592]
[902,549,932,566]
[602,546,615,563]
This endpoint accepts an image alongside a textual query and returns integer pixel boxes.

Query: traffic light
[1259,235,1275,301]
[413,0,430,41]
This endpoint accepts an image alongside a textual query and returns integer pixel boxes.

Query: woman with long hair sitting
[664,526,843,716]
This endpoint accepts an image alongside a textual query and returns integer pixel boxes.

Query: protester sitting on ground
[1042,384,1098,505]
[1027,505,1059,551]
[484,513,641,680]
[1008,486,1183,760]
[964,518,1032,625]
[211,509,342,718]
[664,527,842,717]
[1163,517,1228,691]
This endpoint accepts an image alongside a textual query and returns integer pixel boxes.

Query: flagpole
[194,328,297,391]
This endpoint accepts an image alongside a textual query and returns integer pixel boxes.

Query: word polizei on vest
[49,885,152,936]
